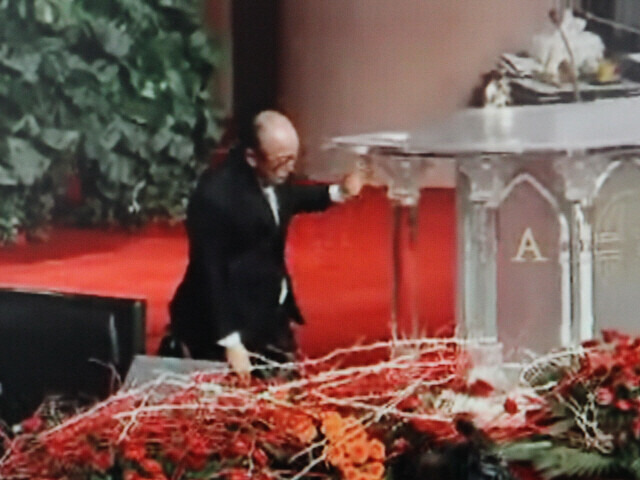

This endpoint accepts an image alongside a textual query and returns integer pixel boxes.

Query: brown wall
[206,0,233,117]
[278,1,549,182]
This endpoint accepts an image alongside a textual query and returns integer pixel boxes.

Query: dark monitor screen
[0,288,145,425]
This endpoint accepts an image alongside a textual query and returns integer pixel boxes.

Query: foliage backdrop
[0,0,223,243]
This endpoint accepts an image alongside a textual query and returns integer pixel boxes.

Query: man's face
[252,123,299,184]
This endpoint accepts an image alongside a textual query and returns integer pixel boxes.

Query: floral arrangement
[4,332,640,480]
[501,330,640,479]
[0,339,530,480]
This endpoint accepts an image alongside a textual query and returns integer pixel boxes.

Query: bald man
[161,111,365,374]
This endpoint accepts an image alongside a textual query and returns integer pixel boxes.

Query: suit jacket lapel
[234,153,280,231]
[228,147,286,233]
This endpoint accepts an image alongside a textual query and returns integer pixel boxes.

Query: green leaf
[99,122,122,150]
[0,165,17,186]
[65,53,93,74]
[0,49,42,83]
[168,135,194,162]
[90,59,120,84]
[100,152,137,185]
[158,0,201,22]
[11,115,40,137]
[33,0,75,31]
[34,0,55,24]
[166,69,186,97]
[91,19,133,58]
[16,0,27,19]
[6,137,51,186]
[120,122,151,157]
[40,53,68,83]
[630,457,640,479]
[500,441,618,479]
[40,128,80,152]
[83,135,109,161]
[203,107,222,142]
[0,0,222,242]
[189,30,220,66]
[151,127,172,153]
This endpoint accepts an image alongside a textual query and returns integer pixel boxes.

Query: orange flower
[356,474,375,480]
[295,423,317,444]
[343,466,360,480]
[368,440,385,461]
[321,412,344,439]
[362,461,385,479]
[325,444,348,467]
[320,411,386,479]
[343,466,381,480]
[346,437,370,465]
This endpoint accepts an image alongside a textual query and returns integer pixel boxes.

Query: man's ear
[245,148,258,168]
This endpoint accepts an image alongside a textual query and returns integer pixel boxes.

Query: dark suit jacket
[169,146,332,357]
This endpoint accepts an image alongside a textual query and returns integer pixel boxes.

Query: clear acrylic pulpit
[332,96,640,363]
[330,133,438,341]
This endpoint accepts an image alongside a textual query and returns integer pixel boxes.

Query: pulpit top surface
[332,96,640,157]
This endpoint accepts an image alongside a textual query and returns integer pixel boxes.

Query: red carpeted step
[0,188,456,357]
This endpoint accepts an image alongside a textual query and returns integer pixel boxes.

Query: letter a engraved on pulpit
[497,173,568,361]
[511,227,549,263]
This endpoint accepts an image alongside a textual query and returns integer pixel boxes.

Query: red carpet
[0,188,455,357]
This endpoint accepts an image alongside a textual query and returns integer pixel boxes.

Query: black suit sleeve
[185,193,235,343]
[288,183,332,214]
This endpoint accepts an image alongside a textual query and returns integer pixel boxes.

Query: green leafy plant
[0,0,223,243]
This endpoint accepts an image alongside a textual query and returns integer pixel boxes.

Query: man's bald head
[254,111,299,154]
[248,111,300,184]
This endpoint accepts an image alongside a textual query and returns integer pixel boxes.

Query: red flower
[228,438,250,456]
[187,435,210,458]
[596,387,614,405]
[123,443,147,462]
[391,437,410,454]
[602,329,631,346]
[124,471,148,480]
[227,468,250,480]
[21,415,43,433]
[615,399,633,411]
[397,395,421,411]
[632,417,640,439]
[164,445,184,463]
[92,451,113,471]
[469,379,494,397]
[409,417,457,439]
[77,445,96,463]
[254,474,273,480]
[504,397,518,414]
[141,459,163,475]
[252,448,269,467]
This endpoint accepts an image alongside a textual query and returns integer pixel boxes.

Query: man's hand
[226,344,252,379]
[341,162,373,198]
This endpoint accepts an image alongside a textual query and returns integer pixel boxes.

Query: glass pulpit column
[330,134,434,341]
[333,96,640,363]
